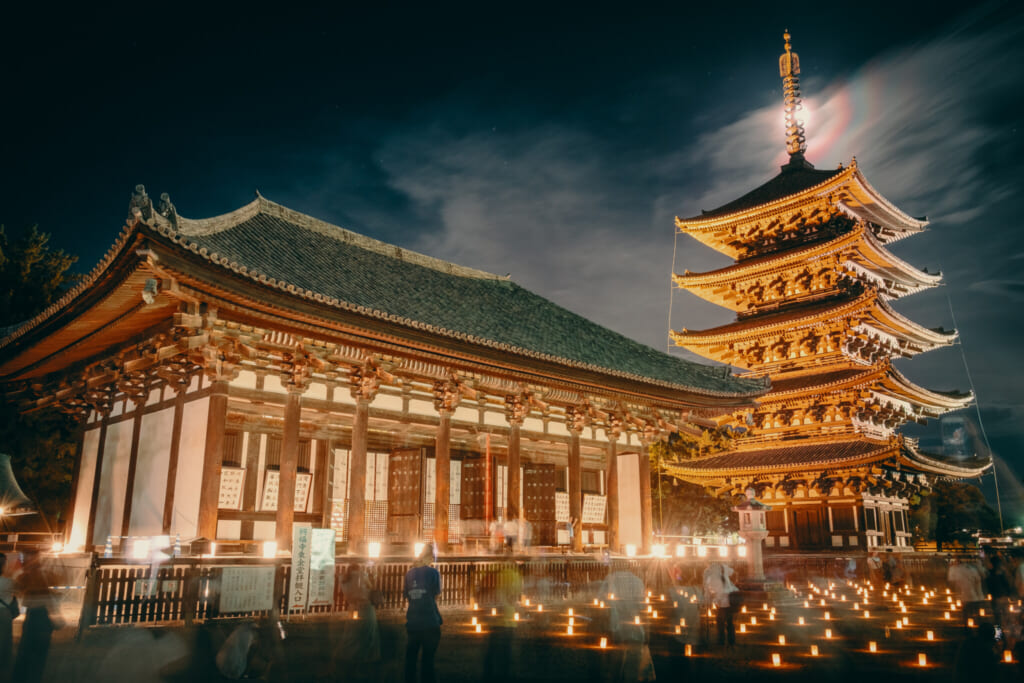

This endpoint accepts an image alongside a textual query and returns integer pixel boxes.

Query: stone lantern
[733,490,770,582]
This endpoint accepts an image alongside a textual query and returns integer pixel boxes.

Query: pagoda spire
[779,30,810,169]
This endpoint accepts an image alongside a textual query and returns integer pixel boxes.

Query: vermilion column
[638,427,656,555]
[434,410,451,551]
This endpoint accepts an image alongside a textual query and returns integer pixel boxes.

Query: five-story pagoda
[667,33,987,551]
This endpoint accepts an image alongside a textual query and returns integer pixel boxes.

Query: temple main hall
[0,187,764,555]
[667,33,989,551]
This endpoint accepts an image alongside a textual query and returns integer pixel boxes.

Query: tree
[0,225,79,529]
[649,428,743,536]
[909,480,1000,550]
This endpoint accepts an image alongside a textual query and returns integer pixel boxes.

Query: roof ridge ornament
[779,30,812,170]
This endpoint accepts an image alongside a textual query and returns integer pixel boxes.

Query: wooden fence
[77,555,684,631]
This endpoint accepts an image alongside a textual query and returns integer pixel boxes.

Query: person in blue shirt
[404,543,442,683]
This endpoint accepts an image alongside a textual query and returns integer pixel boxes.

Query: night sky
[2,3,1022,518]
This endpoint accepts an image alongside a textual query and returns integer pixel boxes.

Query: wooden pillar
[276,389,302,551]
[239,432,262,540]
[162,389,187,534]
[85,410,110,549]
[197,379,229,541]
[315,440,331,529]
[638,438,653,555]
[606,437,619,554]
[506,421,521,527]
[120,395,146,537]
[348,398,370,551]
[434,411,451,551]
[568,427,583,553]
[484,434,493,530]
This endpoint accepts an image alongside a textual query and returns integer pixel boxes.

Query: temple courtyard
[31,573,1023,682]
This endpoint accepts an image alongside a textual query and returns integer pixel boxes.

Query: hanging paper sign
[288,525,313,612]
[582,494,607,524]
[218,467,245,509]
[220,566,276,614]
[308,528,336,607]
[555,492,570,523]
[260,471,314,512]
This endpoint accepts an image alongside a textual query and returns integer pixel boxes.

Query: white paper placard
[220,566,276,614]
[218,467,245,509]
[555,492,570,523]
[288,525,313,611]
[582,494,607,524]
[260,471,314,512]
[308,528,336,607]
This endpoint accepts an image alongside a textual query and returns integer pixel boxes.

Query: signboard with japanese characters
[288,524,313,612]
[218,466,245,510]
[260,471,314,512]
[582,494,607,524]
[555,491,570,523]
[308,528,336,607]
[220,566,276,614]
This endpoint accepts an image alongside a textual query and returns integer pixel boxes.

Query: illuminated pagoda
[667,33,987,551]
[0,187,763,556]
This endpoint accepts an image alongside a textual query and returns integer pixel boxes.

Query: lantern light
[918,653,927,667]
[869,641,877,652]
[772,653,781,667]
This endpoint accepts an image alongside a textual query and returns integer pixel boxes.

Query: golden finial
[779,30,807,163]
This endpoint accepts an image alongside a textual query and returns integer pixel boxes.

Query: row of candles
[437,578,1020,668]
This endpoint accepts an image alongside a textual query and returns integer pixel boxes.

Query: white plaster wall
[232,370,258,390]
[548,421,570,437]
[217,520,242,539]
[172,397,209,540]
[306,382,328,401]
[617,452,642,549]
[68,427,101,550]
[374,393,403,413]
[128,407,174,536]
[264,375,285,394]
[408,399,434,416]
[93,419,133,544]
[522,417,544,433]
[253,521,276,540]
[483,410,506,428]
[454,406,477,424]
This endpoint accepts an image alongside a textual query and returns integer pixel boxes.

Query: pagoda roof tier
[670,289,957,371]
[663,435,894,479]
[673,223,941,312]
[0,194,765,405]
[898,439,990,478]
[675,160,928,260]
[763,362,971,414]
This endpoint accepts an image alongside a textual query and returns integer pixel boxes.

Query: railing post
[75,553,100,641]
[182,565,200,627]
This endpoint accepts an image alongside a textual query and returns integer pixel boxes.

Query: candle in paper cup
[771,653,781,667]
[810,645,819,656]
[918,653,927,667]
[869,641,877,653]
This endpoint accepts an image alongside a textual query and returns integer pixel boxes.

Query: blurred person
[954,622,999,683]
[12,549,61,683]
[985,552,1013,632]
[339,564,382,665]
[866,550,882,584]
[0,553,15,682]
[404,543,442,683]
[600,568,654,681]
[703,562,738,647]
[483,563,523,683]
[949,557,988,630]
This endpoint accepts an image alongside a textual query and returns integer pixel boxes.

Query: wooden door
[523,462,557,546]
[388,448,424,539]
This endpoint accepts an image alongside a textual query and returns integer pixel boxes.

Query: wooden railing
[76,555,698,631]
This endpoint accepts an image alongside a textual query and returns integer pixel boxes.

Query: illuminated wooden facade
[0,188,763,555]
[667,34,987,551]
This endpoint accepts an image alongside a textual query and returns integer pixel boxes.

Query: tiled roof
[151,198,764,397]
[688,166,844,221]
[767,367,873,395]
[670,439,891,473]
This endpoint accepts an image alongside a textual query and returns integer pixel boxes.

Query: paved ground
[32,583,1024,682]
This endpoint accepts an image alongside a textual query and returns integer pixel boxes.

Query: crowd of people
[0,549,62,683]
